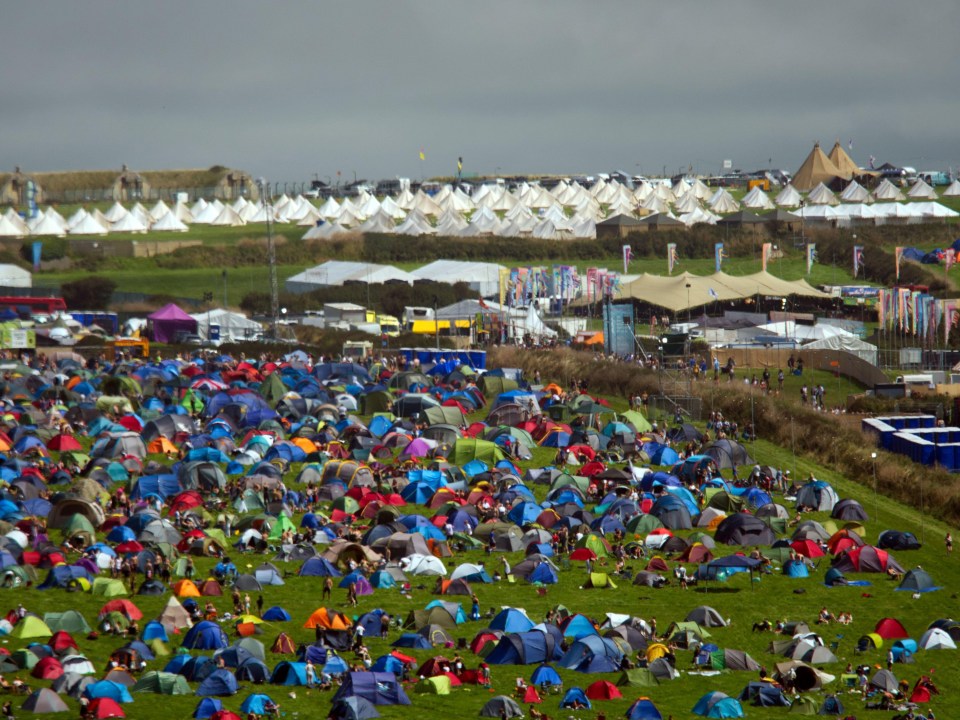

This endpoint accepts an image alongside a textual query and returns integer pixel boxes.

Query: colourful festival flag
[761,242,772,272]
[667,243,678,275]
[806,243,817,275]
[419,149,425,161]
[853,246,864,278]
[895,246,904,281]
[946,248,956,273]
[622,244,632,275]
[714,243,725,273]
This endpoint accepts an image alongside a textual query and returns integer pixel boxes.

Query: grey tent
[479,696,524,718]
[703,439,755,468]
[233,574,262,592]
[831,498,868,521]
[714,513,776,546]
[178,461,227,492]
[331,696,381,720]
[870,668,899,693]
[685,606,727,628]
[897,568,938,593]
[22,688,70,713]
[722,649,760,672]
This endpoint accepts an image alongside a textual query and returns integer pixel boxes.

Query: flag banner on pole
[622,244,632,275]
[853,245,864,277]
[761,242,772,272]
[895,246,904,281]
[946,248,956,272]
[714,243,724,273]
[667,243,678,275]
[806,243,817,275]
[419,149,425,161]
[31,241,42,272]
[498,268,510,306]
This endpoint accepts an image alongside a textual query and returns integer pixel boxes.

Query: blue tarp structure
[299,557,342,577]
[330,696,382,720]
[527,564,558,585]
[332,672,411,706]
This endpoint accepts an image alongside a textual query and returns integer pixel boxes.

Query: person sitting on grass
[817,607,834,624]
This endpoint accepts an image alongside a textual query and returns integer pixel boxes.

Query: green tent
[11,648,39,669]
[132,671,192,695]
[44,611,91,634]
[705,489,744,512]
[361,391,394,415]
[789,696,818,715]
[584,572,617,589]
[619,410,652,433]
[626,514,663,534]
[61,513,97,539]
[92,578,129,598]
[478,376,518,397]
[148,639,170,657]
[10,616,52,640]
[452,438,505,466]
[424,406,467,427]
[548,473,589,495]
[180,390,204,414]
[575,534,611,559]
[101,611,131,631]
[616,668,660,687]
[666,621,711,640]
[259,372,287,405]
[268,514,297,541]
[414,675,451,695]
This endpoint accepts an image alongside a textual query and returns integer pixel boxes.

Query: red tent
[99,600,143,621]
[88,698,125,719]
[570,548,597,561]
[32,656,64,680]
[46,433,83,452]
[790,539,825,559]
[874,617,909,640]
[210,712,242,720]
[50,631,78,654]
[585,680,622,700]
[523,686,542,704]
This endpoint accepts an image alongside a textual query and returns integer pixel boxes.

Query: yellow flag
[419,150,425,161]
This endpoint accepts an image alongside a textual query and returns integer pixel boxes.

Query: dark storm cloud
[2,1,958,182]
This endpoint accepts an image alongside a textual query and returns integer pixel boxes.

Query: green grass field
[12,371,958,720]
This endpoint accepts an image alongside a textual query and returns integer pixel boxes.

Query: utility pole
[256,178,279,337]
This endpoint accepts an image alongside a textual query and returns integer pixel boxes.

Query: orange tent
[147,437,178,455]
[291,437,318,454]
[171,580,201,598]
[303,607,352,631]
[583,332,604,346]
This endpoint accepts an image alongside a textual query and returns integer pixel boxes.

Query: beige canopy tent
[612,270,829,313]
[793,142,845,191]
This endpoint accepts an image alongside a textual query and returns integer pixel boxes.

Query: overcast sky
[3,1,958,185]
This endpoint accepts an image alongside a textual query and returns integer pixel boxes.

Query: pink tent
[147,303,197,343]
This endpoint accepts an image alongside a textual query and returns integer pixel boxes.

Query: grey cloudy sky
[3,1,958,184]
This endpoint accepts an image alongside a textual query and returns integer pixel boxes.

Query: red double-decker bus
[0,296,67,314]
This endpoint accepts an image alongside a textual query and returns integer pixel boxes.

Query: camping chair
[830,634,843,654]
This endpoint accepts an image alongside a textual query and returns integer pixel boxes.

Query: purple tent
[400,438,433,459]
[148,304,197,343]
